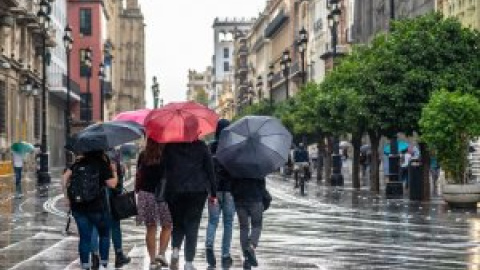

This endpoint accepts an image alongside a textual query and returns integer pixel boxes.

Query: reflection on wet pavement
[0,170,480,269]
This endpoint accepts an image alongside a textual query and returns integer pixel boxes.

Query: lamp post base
[386,181,403,198]
[330,154,344,186]
[37,152,51,185]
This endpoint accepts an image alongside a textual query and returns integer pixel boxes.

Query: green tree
[194,88,209,106]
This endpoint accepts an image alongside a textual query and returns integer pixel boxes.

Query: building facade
[436,0,480,29]
[186,68,212,107]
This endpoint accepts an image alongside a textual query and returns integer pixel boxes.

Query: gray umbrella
[71,121,144,153]
[216,116,292,179]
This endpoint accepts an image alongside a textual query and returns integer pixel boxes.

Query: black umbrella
[71,121,144,153]
[216,116,292,179]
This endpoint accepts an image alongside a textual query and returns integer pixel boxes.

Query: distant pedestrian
[231,177,268,270]
[12,151,24,197]
[62,151,118,270]
[400,149,412,188]
[135,139,172,270]
[90,149,131,269]
[164,137,217,270]
[292,143,310,187]
[205,119,235,269]
[430,156,440,186]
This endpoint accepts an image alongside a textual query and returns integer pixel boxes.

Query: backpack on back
[68,162,102,204]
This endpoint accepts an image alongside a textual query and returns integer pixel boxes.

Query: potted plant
[420,90,480,208]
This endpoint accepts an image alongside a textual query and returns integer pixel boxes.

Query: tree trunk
[351,132,362,189]
[419,142,430,201]
[324,136,333,184]
[368,131,381,193]
[316,138,325,184]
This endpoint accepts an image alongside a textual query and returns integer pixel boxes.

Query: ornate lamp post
[36,0,52,185]
[98,63,105,121]
[152,76,160,109]
[280,49,291,99]
[327,0,344,186]
[247,82,254,106]
[256,75,263,101]
[298,27,308,85]
[267,64,274,107]
[84,47,92,122]
[63,25,73,166]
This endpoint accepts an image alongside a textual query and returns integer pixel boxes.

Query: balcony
[237,64,248,74]
[320,44,349,60]
[49,73,81,101]
[264,10,289,38]
[251,35,265,52]
[238,45,248,56]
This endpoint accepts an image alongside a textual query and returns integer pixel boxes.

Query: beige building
[186,68,212,106]
[436,0,480,29]
[107,0,146,119]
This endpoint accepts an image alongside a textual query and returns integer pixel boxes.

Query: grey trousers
[235,202,263,254]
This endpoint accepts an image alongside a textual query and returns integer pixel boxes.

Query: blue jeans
[205,191,235,258]
[14,167,22,194]
[72,211,111,269]
[91,217,122,254]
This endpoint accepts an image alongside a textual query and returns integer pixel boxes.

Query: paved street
[1,168,480,270]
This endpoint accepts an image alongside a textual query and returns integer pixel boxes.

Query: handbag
[262,189,272,211]
[110,189,138,220]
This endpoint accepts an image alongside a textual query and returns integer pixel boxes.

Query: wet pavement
[1,167,480,269]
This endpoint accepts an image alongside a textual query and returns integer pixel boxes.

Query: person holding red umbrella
[144,102,218,270]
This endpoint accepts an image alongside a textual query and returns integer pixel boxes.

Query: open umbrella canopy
[383,140,409,155]
[145,101,218,143]
[216,116,292,179]
[71,121,144,153]
[120,143,138,159]
[113,109,151,125]
[11,141,34,155]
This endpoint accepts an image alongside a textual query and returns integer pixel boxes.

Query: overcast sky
[138,0,265,108]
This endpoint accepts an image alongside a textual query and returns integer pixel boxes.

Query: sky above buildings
[139,0,265,108]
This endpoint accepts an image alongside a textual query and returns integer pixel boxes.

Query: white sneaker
[184,263,197,270]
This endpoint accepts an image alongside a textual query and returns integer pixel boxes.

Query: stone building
[186,67,212,107]
[436,0,480,29]
[352,0,435,44]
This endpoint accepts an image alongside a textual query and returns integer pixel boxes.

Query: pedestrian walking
[164,139,217,270]
[90,149,131,269]
[205,119,235,269]
[231,177,267,270]
[12,151,24,197]
[292,143,310,187]
[62,150,118,270]
[135,139,172,270]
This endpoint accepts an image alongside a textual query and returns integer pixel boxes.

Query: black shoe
[91,253,100,270]
[221,256,233,268]
[243,260,252,270]
[206,248,216,267]
[115,252,131,268]
[244,247,258,267]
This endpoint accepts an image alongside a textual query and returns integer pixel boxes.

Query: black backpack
[67,162,102,204]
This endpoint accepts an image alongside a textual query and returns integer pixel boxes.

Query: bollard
[408,158,423,200]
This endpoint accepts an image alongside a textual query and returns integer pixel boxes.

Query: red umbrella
[113,109,151,125]
[145,101,219,143]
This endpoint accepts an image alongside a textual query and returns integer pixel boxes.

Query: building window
[79,8,92,36]
[80,93,92,122]
[0,82,5,134]
[34,98,40,139]
[224,62,230,72]
[224,48,229,58]
[79,49,90,77]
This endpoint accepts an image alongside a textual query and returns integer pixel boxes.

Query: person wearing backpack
[62,150,118,270]
[90,149,131,269]
[205,119,235,269]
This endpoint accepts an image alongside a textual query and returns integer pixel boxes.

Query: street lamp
[267,64,274,107]
[327,0,344,186]
[256,75,263,101]
[298,27,308,85]
[63,25,73,166]
[152,76,159,109]
[36,0,52,185]
[84,47,92,122]
[247,82,254,106]
[280,49,291,99]
[98,63,105,121]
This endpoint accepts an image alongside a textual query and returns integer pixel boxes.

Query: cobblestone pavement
[0,167,480,270]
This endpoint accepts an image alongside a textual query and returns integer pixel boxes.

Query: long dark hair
[142,138,164,166]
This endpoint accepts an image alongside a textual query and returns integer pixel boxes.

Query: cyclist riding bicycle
[292,143,311,188]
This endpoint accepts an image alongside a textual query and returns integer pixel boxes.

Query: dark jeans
[168,192,207,262]
[14,167,22,194]
[91,217,122,254]
[236,202,263,255]
[72,211,111,269]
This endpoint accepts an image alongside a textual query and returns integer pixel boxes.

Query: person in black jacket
[205,119,235,269]
[164,138,217,270]
[231,177,267,270]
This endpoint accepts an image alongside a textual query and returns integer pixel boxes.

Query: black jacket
[164,141,216,197]
[209,141,233,192]
[231,177,266,203]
